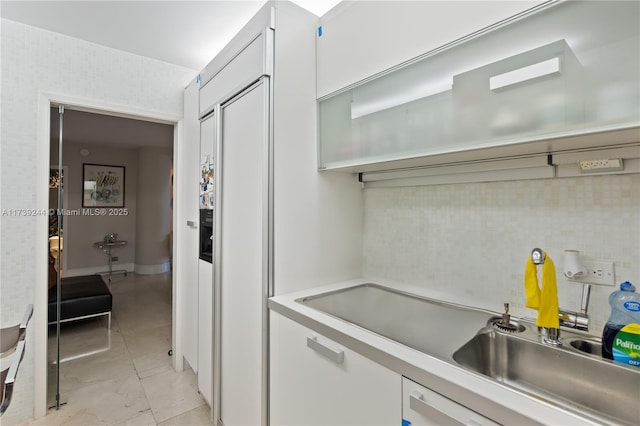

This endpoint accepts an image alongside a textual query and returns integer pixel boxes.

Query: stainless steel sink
[566,336,602,358]
[453,327,640,425]
[296,283,640,424]
[297,283,495,361]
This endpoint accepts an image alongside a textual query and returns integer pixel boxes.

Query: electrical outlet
[565,259,615,286]
[579,158,623,173]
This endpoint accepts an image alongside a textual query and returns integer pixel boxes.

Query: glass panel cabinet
[318,1,640,171]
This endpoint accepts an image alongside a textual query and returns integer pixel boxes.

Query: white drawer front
[402,377,498,426]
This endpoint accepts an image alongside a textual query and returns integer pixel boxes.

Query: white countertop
[268,278,614,426]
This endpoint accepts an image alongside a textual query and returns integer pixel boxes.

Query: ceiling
[0,0,342,71]
[3,1,341,149]
[50,107,175,149]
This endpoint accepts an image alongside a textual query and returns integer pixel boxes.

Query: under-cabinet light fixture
[489,57,561,91]
[351,81,452,119]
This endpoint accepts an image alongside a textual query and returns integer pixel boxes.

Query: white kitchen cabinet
[270,312,401,425]
[218,80,267,426]
[198,2,364,425]
[199,31,266,116]
[197,258,213,405]
[316,1,545,99]
[180,78,200,373]
[196,112,216,407]
[402,377,498,426]
[318,1,640,172]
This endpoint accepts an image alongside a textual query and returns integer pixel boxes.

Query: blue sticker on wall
[317,26,323,37]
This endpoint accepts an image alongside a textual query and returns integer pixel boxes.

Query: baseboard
[134,262,171,275]
[65,263,135,278]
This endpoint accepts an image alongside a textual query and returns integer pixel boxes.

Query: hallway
[28,273,211,425]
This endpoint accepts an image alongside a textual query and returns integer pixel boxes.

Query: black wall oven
[199,209,213,263]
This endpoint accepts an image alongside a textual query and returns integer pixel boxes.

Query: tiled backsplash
[362,174,640,335]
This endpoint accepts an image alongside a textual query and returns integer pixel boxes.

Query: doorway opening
[36,93,186,419]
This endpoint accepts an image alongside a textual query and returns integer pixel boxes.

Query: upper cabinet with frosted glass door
[318,1,640,172]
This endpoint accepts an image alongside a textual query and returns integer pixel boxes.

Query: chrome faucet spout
[581,283,592,315]
[559,309,589,331]
[531,248,545,265]
[558,283,591,332]
[544,327,561,345]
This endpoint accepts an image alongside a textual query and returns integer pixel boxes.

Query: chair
[1,304,33,416]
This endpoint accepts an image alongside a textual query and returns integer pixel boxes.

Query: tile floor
[26,273,212,426]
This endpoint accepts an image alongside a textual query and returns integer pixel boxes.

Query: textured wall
[52,142,139,272]
[363,174,640,335]
[0,19,195,424]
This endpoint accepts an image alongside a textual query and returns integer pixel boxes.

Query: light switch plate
[565,259,615,286]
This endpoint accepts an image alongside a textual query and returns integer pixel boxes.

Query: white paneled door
[197,112,216,406]
[181,79,200,374]
[218,79,269,426]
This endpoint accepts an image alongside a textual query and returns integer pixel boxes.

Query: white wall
[362,174,640,334]
[51,143,174,276]
[0,19,195,424]
[135,146,173,274]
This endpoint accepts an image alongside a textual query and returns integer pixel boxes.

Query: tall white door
[181,80,201,371]
[218,80,269,426]
[198,113,216,405]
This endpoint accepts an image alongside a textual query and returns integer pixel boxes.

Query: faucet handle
[501,303,511,326]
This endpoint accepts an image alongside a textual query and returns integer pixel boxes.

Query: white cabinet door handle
[410,391,464,425]
[186,220,197,228]
[307,336,344,364]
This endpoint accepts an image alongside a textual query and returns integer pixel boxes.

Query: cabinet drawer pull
[306,336,344,364]
[410,391,464,425]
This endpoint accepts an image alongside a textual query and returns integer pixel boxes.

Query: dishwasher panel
[402,377,498,426]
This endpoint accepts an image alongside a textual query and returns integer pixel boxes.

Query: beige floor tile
[120,410,157,425]
[136,363,175,380]
[158,404,213,426]
[30,272,210,426]
[48,318,122,364]
[112,292,172,333]
[57,341,136,391]
[28,405,108,426]
[140,368,206,423]
[36,374,150,425]
[121,324,172,376]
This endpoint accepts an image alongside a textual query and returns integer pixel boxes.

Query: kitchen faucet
[530,248,591,333]
[558,288,590,331]
[529,248,561,345]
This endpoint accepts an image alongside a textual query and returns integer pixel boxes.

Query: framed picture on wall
[82,163,125,207]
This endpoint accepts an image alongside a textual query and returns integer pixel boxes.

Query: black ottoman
[48,275,112,328]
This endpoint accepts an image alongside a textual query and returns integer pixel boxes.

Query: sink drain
[491,319,526,333]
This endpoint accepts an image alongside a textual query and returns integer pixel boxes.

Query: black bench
[48,275,112,329]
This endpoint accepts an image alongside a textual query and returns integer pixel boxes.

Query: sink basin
[453,328,640,425]
[297,283,494,361]
[567,337,603,358]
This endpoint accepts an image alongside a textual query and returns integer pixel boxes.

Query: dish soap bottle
[602,281,640,367]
